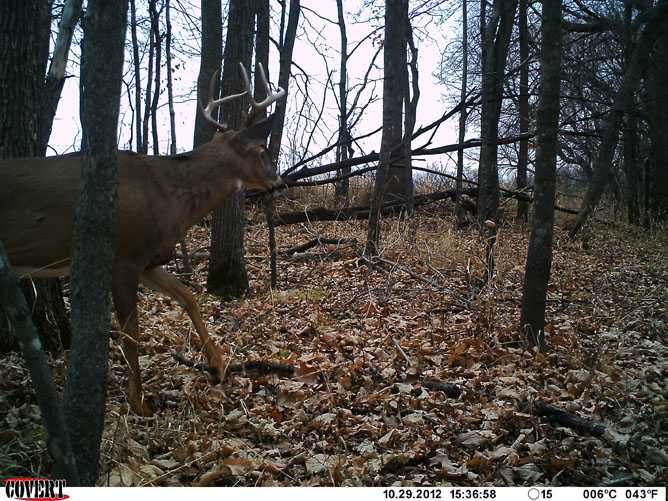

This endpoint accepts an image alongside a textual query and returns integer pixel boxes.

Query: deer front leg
[112,267,154,417]
[141,266,229,382]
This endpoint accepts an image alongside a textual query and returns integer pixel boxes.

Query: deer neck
[163,145,243,228]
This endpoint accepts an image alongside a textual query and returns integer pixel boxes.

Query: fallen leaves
[1,210,666,486]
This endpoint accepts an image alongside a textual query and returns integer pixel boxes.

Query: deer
[0,63,285,416]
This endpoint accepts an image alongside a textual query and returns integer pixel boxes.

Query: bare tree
[516,0,529,222]
[455,0,469,226]
[207,0,254,298]
[334,0,353,206]
[366,0,410,256]
[130,0,143,151]
[520,0,562,348]
[477,0,518,227]
[63,0,128,484]
[193,0,222,148]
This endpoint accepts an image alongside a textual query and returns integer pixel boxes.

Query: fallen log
[273,188,475,226]
[283,237,358,255]
[270,187,588,227]
[528,399,606,436]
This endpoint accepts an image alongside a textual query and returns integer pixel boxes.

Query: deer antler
[201,69,247,130]
[239,62,286,112]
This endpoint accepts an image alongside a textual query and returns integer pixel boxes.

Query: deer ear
[238,114,275,147]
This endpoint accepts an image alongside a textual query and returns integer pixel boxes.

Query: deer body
[1,63,286,415]
[2,135,269,277]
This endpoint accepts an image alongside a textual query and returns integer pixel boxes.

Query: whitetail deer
[0,63,285,416]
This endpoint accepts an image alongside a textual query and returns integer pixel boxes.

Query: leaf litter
[0,206,666,487]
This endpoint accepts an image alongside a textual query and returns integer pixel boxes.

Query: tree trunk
[149,0,162,155]
[334,0,351,206]
[402,1,418,218]
[516,0,529,222]
[623,3,639,225]
[130,0,143,152]
[650,32,668,221]
[0,0,71,354]
[63,0,127,485]
[268,0,301,167]
[39,0,83,156]
[365,0,407,256]
[193,0,222,148]
[207,0,254,298]
[455,0,469,226]
[520,0,562,348]
[477,0,518,226]
[141,0,155,154]
[165,0,176,155]
[0,243,78,482]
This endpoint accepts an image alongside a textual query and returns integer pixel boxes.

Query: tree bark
[193,0,222,148]
[141,0,156,154]
[149,0,162,155]
[456,0,469,226]
[0,243,78,482]
[516,0,529,222]
[63,0,127,485]
[520,0,562,348]
[477,0,518,226]
[268,0,301,167]
[0,0,71,354]
[130,0,143,151]
[650,32,668,221]
[207,0,254,298]
[623,3,639,225]
[334,0,351,206]
[365,0,408,256]
[166,0,176,155]
[39,0,83,156]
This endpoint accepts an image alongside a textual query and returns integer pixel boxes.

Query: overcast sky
[49,1,462,175]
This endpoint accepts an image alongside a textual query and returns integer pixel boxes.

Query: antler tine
[239,62,286,112]
[201,69,247,130]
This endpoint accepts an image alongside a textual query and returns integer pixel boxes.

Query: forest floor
[1,198,666,487]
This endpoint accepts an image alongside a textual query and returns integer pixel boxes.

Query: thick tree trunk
[63,0,127,485]
[193,0,222,148]
[516,0,529,222]
[207,0,254,298]
[0,0,71,354]
[477,0,518,226]
[365,0,407,256]
[520,0,562,348]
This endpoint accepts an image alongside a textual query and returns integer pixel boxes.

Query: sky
[49,0,463,176]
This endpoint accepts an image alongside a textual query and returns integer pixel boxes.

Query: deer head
[200,63,285,191]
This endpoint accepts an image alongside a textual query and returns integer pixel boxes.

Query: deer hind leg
[112,266,154,417]
[141,266,228,381]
